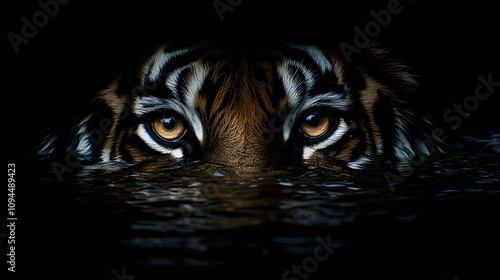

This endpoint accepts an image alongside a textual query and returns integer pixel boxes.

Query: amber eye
[153,116,186,141]
[300,112,330,138]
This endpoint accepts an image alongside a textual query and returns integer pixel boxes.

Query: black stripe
[342,67,378,160]
[278,55,342,103]
[310,74,345,97]
[143,46,209,96]
[118,132,134,163]
[324,125,367,161]
[270,67,287,109]
[120,132,156,162]
[141,49,209,99]
[280,45,327,75]
[150,49,202,83]
[348,127,369,162]
[198,69,218,118]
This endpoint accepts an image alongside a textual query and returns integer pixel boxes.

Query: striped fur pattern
[38,41,423,173]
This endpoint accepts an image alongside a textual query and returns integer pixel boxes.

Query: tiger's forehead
[134,42,347,145]
[142,42,341,89]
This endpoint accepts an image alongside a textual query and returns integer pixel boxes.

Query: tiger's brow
[298,92,349,112]
[133,96,179,116]
[147,47,191,82]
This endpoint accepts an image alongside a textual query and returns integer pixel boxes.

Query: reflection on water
[29,147,500,279]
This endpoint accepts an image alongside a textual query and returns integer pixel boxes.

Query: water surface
[28,144,500,280]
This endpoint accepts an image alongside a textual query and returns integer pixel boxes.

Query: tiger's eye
[300,112,330,138]
[153,116,186,141]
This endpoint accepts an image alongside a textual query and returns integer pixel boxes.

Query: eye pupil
[305,113,321,128]
[161,116,177,130]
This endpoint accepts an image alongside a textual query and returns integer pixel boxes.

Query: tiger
[38,40,437,174]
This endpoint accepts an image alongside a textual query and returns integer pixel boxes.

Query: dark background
[4,0,500,162]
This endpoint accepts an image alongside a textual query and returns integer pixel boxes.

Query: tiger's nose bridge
[200,66,289,169]
[201,120,287,170]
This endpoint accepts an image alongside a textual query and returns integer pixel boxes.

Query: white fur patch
[298,92,348,112]
[277,62,303,109]
[181,62,208,117]
[73,124,93,157]
[134,96,173,115]
[347,156,371,169]
[393,115,414,160]
[37,131,58,158]
[277,59,317,106]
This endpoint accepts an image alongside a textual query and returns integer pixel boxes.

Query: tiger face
[39,40,424,173]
